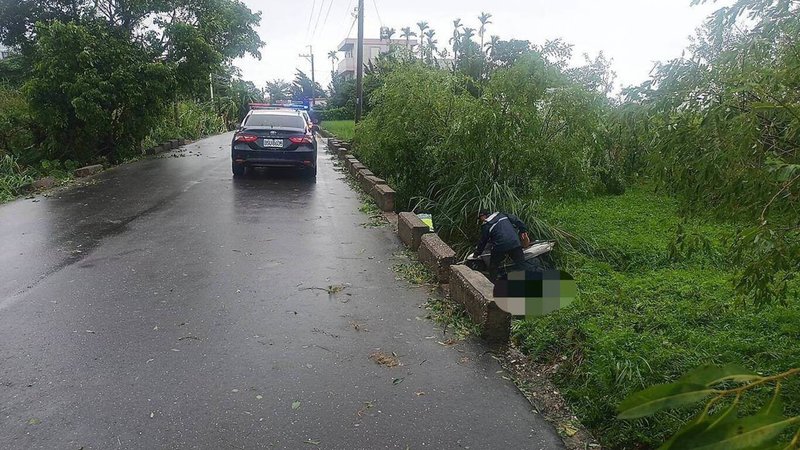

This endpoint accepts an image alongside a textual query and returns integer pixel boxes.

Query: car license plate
[262,138,283,148]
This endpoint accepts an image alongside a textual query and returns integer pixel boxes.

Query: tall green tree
[630,0,800,304]
[400,26,416,50]
[264,79,291,101]
[477,11,492,53]
[291,69,324,102]
[449,18,462,63]
[327,50,338,78]
[25,21,175,162]
[416,21,429,59]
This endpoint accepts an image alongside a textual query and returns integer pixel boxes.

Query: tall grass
[143,101,226,149]
[323,120,355,141]
[0,154,33,202]
[354,61,613,255]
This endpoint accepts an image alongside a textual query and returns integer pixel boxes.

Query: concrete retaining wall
[372,184,395,212]
[328,136,509,345]
[417,234,456,283]
[74,164,103,178]
[356,168,374,185]
[362,175,386,195]
[449,265,511,344]
[350,162,366,177]
[398,212,431,251]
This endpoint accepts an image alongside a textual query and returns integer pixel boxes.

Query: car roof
[248,110,302,116]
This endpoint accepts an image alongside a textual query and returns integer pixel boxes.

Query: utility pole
[355,0,365,122]
[299,45,316,106]
[209,72,214,101]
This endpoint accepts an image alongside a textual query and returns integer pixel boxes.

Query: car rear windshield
[245,114,305,128]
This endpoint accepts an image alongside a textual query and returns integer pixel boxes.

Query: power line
[320,0,336,34]
[371,0,383,28]
[305,0,317,41]
[343,0,354,23]
[311,0,327,40]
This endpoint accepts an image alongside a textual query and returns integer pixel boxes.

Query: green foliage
[265,79,291,102]
[513,187,800,449]
[0,153,33,202]
[618,364,800,449]
[327,74,355,110]
[25,21,175,163]
[318,107,354,121]
[143,101,225,148]
[0,85,34,162]
[355,57,619,251]
[1,0,263,166]
[622,0,800,305]
[291,69,324,102]
[323,120,355,141]
[213,75,265,128]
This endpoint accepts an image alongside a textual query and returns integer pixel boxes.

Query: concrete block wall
[449,265,511,344]
[417,234,455,283]
[322,130,510,344]
[397,212,431,251]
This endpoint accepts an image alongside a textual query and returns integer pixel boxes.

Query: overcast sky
[233,0,729,91]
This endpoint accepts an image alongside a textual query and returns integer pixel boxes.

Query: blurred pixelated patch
[493,270,576,318]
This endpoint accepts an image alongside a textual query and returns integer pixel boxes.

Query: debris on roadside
[369,351,400,368]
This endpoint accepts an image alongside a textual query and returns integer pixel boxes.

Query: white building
[336,38,417,78]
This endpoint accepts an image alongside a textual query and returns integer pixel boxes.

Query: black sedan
[231,110,318,178]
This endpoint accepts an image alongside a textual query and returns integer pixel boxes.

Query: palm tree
[386,27,396,40]
[449,18,462,62]
[424,29,437,64]
[462,27,475,44]
[400,26,417,50]
[416,21,429,59]
[327,50,339,78]
[478,12,493,53]
[485,35,500,57]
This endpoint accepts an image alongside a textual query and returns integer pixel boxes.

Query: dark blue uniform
[475,213,532,280]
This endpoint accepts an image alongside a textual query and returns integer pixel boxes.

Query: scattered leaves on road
[303,439,321,446]
[370,351,400,368]
[292,401,301,410]
[301,284,349,295]
[350,321,368,332]
[392,377,405,385]
[27,418,41,425]
[356,401,375,417]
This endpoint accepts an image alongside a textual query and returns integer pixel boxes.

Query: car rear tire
[306,165,317,179]
[232,162,245,178]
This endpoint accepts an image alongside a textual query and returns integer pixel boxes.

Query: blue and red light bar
[249,103,309,111]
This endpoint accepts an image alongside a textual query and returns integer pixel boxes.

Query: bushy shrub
[318,107,354,121]
[143,101,225,148]
[355,56,619,250]
[25,21,175,163]
[0,153,33,202]
[0,85,34,162]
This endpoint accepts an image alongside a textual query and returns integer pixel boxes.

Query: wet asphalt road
[0,133,562,449]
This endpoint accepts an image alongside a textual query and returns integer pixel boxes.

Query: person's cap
[478,209,490,217]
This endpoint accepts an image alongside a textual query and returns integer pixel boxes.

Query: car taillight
[288,136,313,144]
[235,134,258,143]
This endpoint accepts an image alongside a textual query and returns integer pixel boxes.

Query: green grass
[0,154,34,203]
[323,120,355,141]
[512,186,800,449]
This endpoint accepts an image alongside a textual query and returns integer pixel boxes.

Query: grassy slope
[323,120,355,140]
[513,186,800,449]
